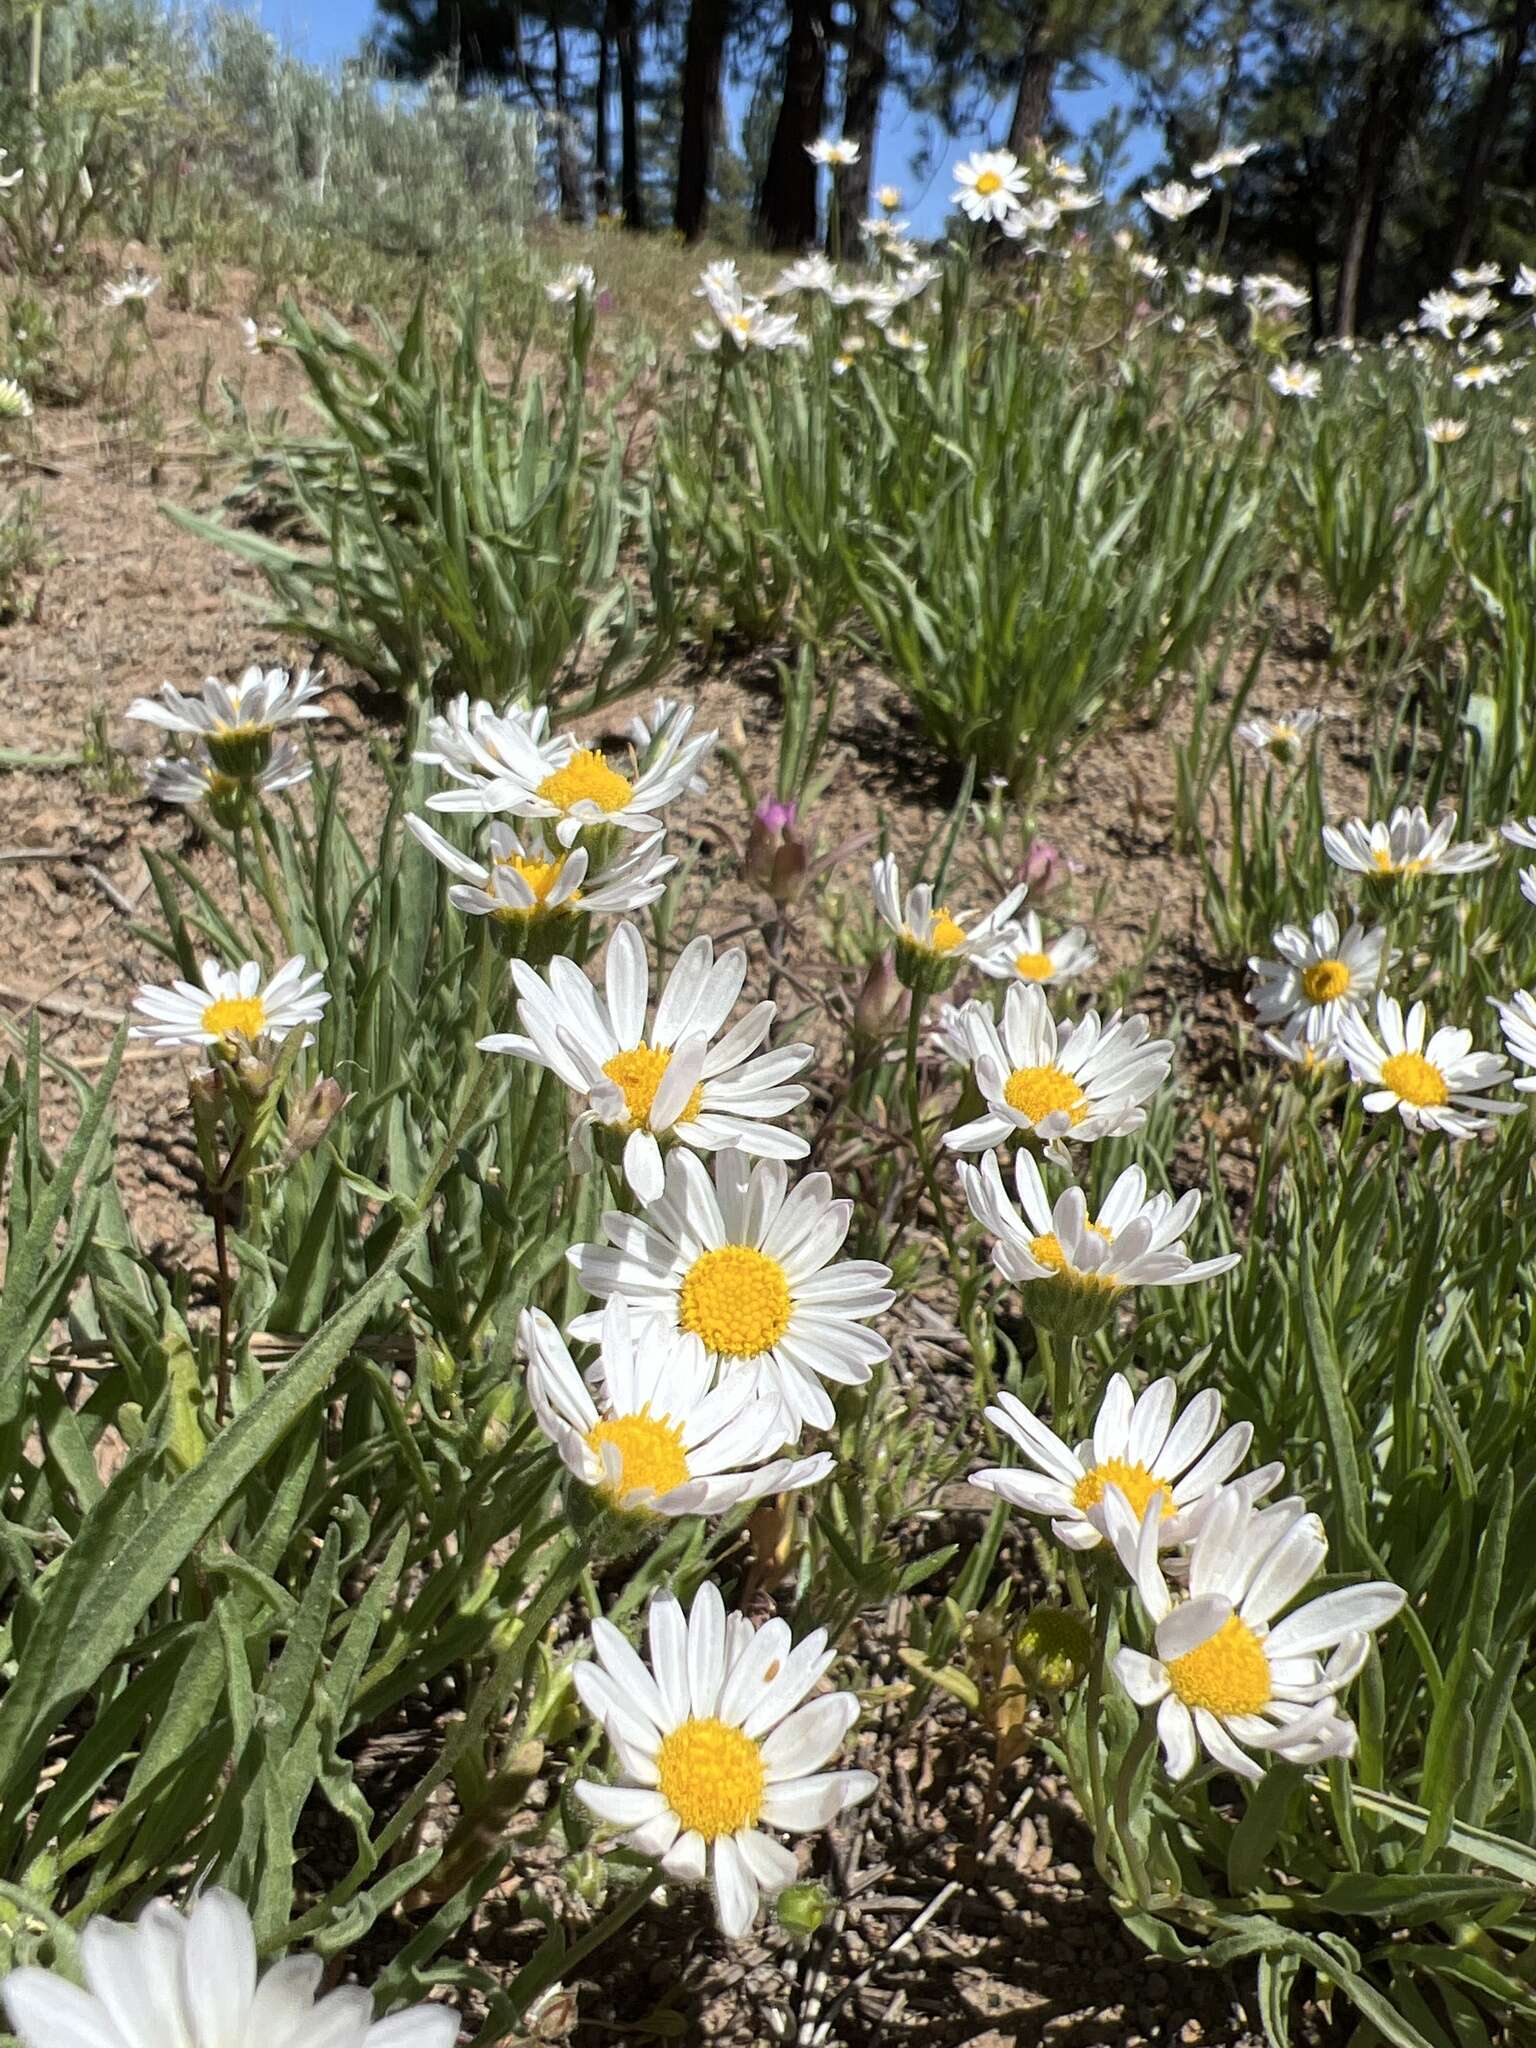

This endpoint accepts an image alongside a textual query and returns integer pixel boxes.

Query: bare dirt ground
[0,285,1360,2046]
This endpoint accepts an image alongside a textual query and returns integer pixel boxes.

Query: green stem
[1111,1711,1159,1908]
[496,1868,664,2032]
[902,995,961,1266]
[1082,1578,1113,1886]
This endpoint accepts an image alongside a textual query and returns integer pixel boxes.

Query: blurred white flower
[545,264,596,305]
[1141,181,1211,222]
[103,267,160,307]
[807,135,860,167]
[0,375,32,419]
[1191,141,1260,179]
[1269,362,1321,399]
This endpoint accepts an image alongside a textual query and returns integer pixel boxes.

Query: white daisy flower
[1141,181,1211,222]
[546,264,597,304]
[415,692,552,786]
[1452,262,1501,288]
[1425,416,1468,444]
[1130,251,1167,282]
[769,253,839,297]
[885,323,927,354]
[940,983,1173,1159]
[568,1147,893,1432]
[1454,361,1510,389]
[1322,804,1495,880]
[1190,141,1260,179]
[807,135,859,166]
[1418,287,1496,337]
[1514,262,1536,296]
[877,184,903,210]
[1234,709,1324,760]
[1107,1484,1405,1782]
[519,1297,832,1516]
[0,148,23,191]
[1055,187,1102,213]
[425,706,714,847]
[971,1374,1261,1553]
[952,149,1028,223]
[240,316,284,352]
[1184,267,1237,297]
[1269,362,1321,399]
[479,923,811,1202]
[1336,994,1517,1138]
[1262,1020,1342,1074]
[959,1148,1240,1335]
[871,853,1026,988]
[1489,990,1536,1091]
[999,197,1061,238]
[1502,815,1536,850]
[127,665,328,780]
[974,910,1097,987]
[574,1581,876,1937]
[406,815,673,931]
[625,695,711,793]
[1246,911,1390,1048]
[130,956,329,1053]
[103,267,160,307]
[143,738,311,815]
[698,269,809,352]
[1243,273,1309,314]
[0,1888,457,2048]
[0,375,33,419]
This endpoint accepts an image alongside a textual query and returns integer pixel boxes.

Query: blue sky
[250,0,1159,233]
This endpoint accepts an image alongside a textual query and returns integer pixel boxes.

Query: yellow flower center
[927,908,968,953]
[1300,958,1351,1004]
[656,1716,766,1839]
[495,853,577,916]
[678,1245,793,1358]
[1014,950,1056,981]
[1003,1064,1088,1126]
[731,312,754,334]
[1379,1050,1449,1109]
[975,169,1003,196]
[1072,1456,1175,1521]
[1370,847,1423,878]
[536,748,634,815]
[201,995,266,1041]
[601,1044,705,1131]
[1027,1220,1115,1279]
[586,1411,690,1505]
[1166,1612,1272,1716]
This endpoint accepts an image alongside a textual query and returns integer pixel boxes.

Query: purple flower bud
[755,796,798,834]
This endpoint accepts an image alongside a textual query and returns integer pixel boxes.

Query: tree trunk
[595,15,613,217]
[675,0,729,239]
[613,0,646,229]
[757,0,828,250]
[1005,43,1056,158]
[836,0,889,255]
[1332,35,1434,338]
[1448,0,1536,272]
[550,21,585,222]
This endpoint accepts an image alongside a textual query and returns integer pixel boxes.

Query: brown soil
[0,283,1354,2046]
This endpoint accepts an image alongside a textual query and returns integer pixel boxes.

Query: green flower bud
[776,1882,828,1937]
[1019,1271,1121,1339]
[1015,1606,1092,1693]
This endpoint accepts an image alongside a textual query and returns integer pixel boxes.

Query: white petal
[181,1891,256,2048]
[2,1974,127,2048]
[710,1834,759,1938]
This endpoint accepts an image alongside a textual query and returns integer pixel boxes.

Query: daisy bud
[769,833,808,907]
[776,1882,829,1938]
[1021,837,1067,896]
[854,949,906,1040]
[279,1075,349,1163]
[1019,1265,1120,1339]
[1015,1605,1092,1693]
[563,1847,608,1908]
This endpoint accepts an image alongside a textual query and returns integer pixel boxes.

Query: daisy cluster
[881,841,1408,1782]
[973,1376,1404,1782]
[692,241,942,367]
[390,693,896,1934]
[130,663,326,824]
[950,146,1102,245]
[1243,789,1536,1134]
